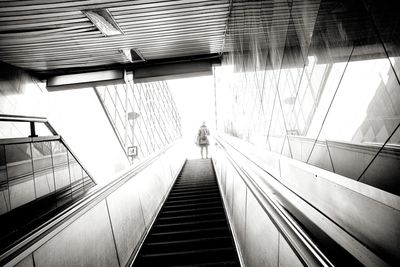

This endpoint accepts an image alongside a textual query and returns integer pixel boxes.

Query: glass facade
[0,138,94,216]
[0,136,96,252]
[96,79,182,161]
[215,0,400,195]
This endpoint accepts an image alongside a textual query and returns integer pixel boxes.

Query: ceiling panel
[0,0,230,76]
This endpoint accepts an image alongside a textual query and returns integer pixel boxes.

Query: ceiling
[0,0,230,77]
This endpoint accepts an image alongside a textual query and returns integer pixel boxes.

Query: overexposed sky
[168,75,216,140]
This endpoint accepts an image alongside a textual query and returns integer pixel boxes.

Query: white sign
[128,146,138,157]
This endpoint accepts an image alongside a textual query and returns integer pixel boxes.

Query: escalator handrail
[0,114,47,123]
[0,138,182,266]
[215,136,334,267]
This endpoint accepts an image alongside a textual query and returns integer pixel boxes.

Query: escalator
[133,159,240,266]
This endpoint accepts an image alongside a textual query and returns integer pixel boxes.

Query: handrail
[0,139,182,266]
[287,134,400,153]
[0,114,47,123]
[215,136,333,267]
[0,114,58,136]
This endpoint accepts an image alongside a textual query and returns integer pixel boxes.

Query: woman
[197,121,210,159]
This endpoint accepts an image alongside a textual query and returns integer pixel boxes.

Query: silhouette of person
[197,121,210,159]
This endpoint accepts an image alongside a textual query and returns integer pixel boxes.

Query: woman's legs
[200,145,209,159]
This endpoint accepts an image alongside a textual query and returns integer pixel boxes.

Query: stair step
[162,200,221,210]
[174,261,239,267]
[173,184,217,189]
[146,236,231,246]
[169,188,219,197]
[160,206,223,216]
[151,219,228,234]
[141,236,232,254]
[174,181,217,186]
[137,247,236,266]
[147,227,230,243]
[167,191,219,200]
[157,212,225,223]
[164,196,220,205]
[133,159,239,266]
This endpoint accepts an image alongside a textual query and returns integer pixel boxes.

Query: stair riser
[164,196,220,205]
[169,189,219,197]
[162,201,221,210]
[160,207,224,216]
[147,228,231,243]
[136,248,236,266]
[152,220,227,233]
[142,237,233,254]
[157,212,225,223]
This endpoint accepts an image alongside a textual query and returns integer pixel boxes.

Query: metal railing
[0,114,58,137]
[214,134,398,266]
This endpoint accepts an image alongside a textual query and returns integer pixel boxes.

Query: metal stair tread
[145,236,231,247]
[140,247,234,258]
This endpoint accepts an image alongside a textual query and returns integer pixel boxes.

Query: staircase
[133,159,240,266]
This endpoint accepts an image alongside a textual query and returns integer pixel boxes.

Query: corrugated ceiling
[0,0,230,75]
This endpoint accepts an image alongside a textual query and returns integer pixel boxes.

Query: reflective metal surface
[34,200,119,267]
[215,134,399,266]
[14,254,33,267]
[106,176,146,266]
[213,137,330,267]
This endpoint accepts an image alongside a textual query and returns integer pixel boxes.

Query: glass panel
[322,55,400,145]
[32,142,55,198]
[0,121,31,138]
[268,97,286,154]
[360,125,400,195]
[281,136,293,158]
[0,137,96,251]
[366,0,400,79]
[0,145,7,183]
[108,85,116,104]
[35,122,53,136]
[68,152,82,184]
[51,141,71,191]
[95,78,182,161]
[68,152,84,199]
[0,145,10,215]
[96,86,106,101]
[104,87,116,121]
[5,143,35,209]
[307,140,334,172]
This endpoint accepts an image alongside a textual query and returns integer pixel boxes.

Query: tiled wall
[215,0,400,195]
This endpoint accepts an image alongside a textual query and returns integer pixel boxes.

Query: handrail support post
[29,121,38,138]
